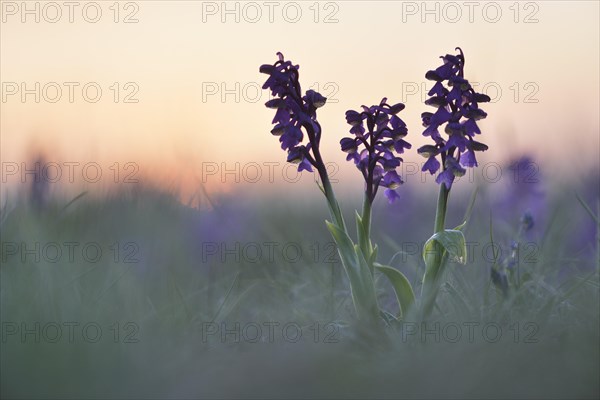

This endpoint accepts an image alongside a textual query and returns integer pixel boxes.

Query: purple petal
[272,108,290,125]
[428,82,446,97]
[462,119,481,136]
[298,157,313,172]
[436,169,455,189]
[423,156,441,174]
[394,139,411,154]
[384,188,400,204]
[460,150,478,167]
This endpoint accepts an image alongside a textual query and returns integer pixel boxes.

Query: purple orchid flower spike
[417,48,491,189]
[340,98,411,204]
[260,52,328,173]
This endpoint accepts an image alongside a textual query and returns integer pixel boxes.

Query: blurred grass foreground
[1,159,599,399]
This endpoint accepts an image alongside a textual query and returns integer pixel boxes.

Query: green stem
[321,171,345,230]
[308,124,345,231]
[360,195,374,273]
[421,184,450,317]
[362,196,372,241]
[434,184,449,234]
[362,196,373,251]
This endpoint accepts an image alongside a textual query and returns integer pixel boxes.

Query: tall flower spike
[340,98,411,203]
[417,48,491,189]
[260,52,327,173]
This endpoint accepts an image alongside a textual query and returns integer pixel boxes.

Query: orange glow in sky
[1,1,599,204]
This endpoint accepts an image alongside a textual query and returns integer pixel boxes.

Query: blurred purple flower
[495,156,547,237]
[340,98,411,203]
[520,211,534,232]
[417,48,491,189]
[486,156,547,283]
[260,52,328,173]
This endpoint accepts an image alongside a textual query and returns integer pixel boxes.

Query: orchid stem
[434,184,449,234]
[360,196,374,272]
[421,184,450,317]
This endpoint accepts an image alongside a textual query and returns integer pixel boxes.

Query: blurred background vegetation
[1,156,598,399]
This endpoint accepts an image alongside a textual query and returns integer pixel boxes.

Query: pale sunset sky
[1,1,599,201]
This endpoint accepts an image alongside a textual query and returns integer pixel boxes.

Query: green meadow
[1,172,598,399]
